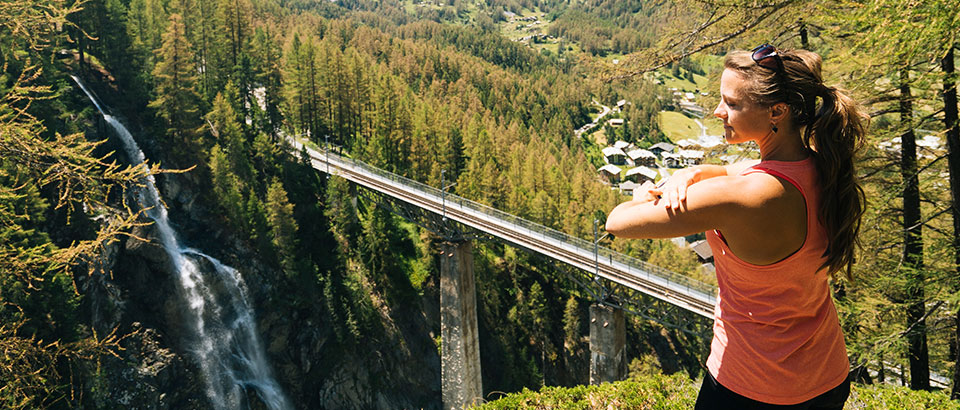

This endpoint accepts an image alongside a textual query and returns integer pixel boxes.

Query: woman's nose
[713,103,725,119]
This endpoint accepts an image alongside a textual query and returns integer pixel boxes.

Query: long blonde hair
[725,49,868,280]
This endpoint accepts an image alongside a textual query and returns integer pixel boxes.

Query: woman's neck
[757,128,809,162]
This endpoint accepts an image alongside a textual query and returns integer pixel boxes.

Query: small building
[649,142,676,157]
[690,239,714,264]
[718,154,741,165]
[625,166,658,184]
[619,180,639,196]
[679,149,704,166]
[661,152,682,168]
[602,146,627,165]
[608,118,625,127]
[676,139,700,149]
[627,148,656,167]
[617,99,627,110]
[613,140,632,151]
[699,135,724,149]
[598,164,622,184]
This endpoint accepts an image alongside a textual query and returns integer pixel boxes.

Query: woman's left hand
[633,180,659,203]
[649,167,704,210]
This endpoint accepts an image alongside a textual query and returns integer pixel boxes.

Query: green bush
[847,384,960,410]
[474,373,698,409]
[474,373,960,410]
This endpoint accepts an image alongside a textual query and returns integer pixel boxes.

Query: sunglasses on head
[751,44,784,72]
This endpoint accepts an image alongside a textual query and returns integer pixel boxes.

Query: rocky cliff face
[73,81,442,408]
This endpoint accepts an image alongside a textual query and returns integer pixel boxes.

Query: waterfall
[693,118,708,139]
[71,76,292,410]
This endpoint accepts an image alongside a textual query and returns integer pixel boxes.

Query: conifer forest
[2,0,960,408]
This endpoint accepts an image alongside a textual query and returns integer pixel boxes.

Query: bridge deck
[291,138,717,319]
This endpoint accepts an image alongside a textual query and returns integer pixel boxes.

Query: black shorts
[694,371,850,410]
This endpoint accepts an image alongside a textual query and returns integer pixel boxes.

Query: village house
[718,154,741,165]
[679,149,704,166]
[613,140,633,151]
[627,148,657,167]
[649,142,676,157]
[625,166,658,184]
[598,164,622,184]
[602,146,627,165]
[690,239,714,265]
[619,180,639,196]
[661,152,682,168]
[608,118,625,127]
[675,139,701,149]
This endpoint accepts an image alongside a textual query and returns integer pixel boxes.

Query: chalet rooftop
[598,164,622,175]
[679,149,704,159]
[627,148,656,160]
[602,146,627,157]
[625,166,658,180]
[649,142,676,153]
[676,139,700,148]
[619,180,639,193]
[690,239,713,261]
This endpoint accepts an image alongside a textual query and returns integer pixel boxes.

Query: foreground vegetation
[476,372,960,410]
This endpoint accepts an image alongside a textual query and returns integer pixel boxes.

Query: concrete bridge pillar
[589,304,626,384]
[348,181,358,210]
[440,241,482,410]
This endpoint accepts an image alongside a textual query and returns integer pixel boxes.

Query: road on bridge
[286,136,717,319]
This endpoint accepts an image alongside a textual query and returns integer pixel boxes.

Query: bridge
[286,136,718,408]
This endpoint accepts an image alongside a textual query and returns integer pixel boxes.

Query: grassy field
[591,128,609,146]
[659,111,703,141]
[655,68,712,93]
[702,116,724,136]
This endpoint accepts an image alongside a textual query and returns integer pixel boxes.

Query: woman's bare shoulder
[689,172,790,208]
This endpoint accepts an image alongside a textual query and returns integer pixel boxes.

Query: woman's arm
[650,160,760,210]
[606,175,753,239]
[608,168,808,264]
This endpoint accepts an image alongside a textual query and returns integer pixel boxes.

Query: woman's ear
[770,102,789,121]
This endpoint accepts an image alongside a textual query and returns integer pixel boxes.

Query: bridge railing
[321,146,717,304]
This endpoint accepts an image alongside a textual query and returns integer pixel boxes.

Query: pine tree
[563,296,580,353]
[149,13,203,158]
[207,90,255,182]
[266,178,299,276]
[208,144,245,228]
[251,26,284,137]
[282,32,308,135]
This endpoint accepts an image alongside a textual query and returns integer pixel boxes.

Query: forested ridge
[2,0,960,408]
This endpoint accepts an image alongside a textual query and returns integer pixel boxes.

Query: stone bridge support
[440,241,482,410]
[589,304,626,384]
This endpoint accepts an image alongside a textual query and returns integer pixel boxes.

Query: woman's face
[713,69,773,144]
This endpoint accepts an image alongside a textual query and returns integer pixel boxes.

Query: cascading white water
[693,118,708,139]
[71,76,292,410]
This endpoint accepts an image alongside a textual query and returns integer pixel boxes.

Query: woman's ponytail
[806,85,868,280]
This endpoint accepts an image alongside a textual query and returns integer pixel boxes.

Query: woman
[605,45,867,409]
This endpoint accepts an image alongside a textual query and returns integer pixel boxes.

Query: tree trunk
[799,18,808,49]
[900,67,930,391]
[941,44,960,399]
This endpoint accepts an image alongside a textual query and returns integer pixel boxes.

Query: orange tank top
[705,157,848,405]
